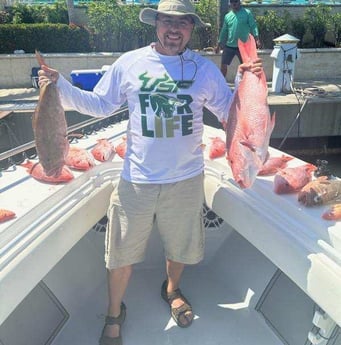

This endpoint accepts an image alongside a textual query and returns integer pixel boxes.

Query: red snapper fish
[0,209,16,223]
[322,203,341,221]
[274,163,316,194]
[91,138,115,162]
[65,146,95,170]
[258,154,293,176]
[21,160,74,183]
[208,137,226,159]
[33,51,69,177]
[115,137,127,159]
[226,35,275,188]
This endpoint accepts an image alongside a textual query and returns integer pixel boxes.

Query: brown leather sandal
[99,302,126,345]
[161,280,193,328]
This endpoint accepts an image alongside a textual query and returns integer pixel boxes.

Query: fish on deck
[33,51,69,177]
[66,147,95,171]
[226,35,275,189]
[0,209,16,223]
[91,139,116,162]
[322,203,341,221]
[298,177,341,206]
[21,160,74,184]
[208,137,226,160]
[274,163,316,194]
[115,137,127,160]
[258,155,293,176]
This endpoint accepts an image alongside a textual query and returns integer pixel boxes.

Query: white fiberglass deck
[0,120,340,345]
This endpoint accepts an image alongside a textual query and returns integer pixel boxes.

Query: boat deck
[0,114,341,344]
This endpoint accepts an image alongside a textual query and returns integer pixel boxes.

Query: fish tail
[238,34,258,63]
[35,50,49,67]
[306,163,317,173]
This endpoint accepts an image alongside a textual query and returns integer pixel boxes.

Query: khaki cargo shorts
[105,174,205,269]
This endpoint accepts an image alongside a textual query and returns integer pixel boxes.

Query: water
[294,153,341,177]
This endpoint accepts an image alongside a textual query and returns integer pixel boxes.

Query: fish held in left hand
[226,34,275,189]
[33,51,69,177]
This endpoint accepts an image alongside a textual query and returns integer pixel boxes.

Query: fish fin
[238,34,257,63]
[239,140,256,152]
[305,163,317,173]
[21,160,34,170]
[316,176,330,182]
[35,50,49,67]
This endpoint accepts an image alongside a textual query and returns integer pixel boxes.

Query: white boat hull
[1,120,340,345]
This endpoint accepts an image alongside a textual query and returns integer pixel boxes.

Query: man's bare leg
[166,259,193,325]
[103,265,132,338]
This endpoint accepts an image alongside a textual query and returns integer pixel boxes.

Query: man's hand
[38,65,60,87]
[215,44,221,54]
[238,58,263,77]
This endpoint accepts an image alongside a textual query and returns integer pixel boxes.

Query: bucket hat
[139,0,209,28]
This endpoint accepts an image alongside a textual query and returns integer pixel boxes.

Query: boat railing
[0,106,129,170]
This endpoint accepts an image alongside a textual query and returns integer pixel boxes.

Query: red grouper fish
[226,34,275,189]
[33,51,69,177]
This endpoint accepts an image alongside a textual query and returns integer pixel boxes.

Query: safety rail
[0,106,129,171]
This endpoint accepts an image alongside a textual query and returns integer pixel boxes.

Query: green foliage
[10,3,39,23]
[290,16,306,47]
[328,11,341,47]
[0,11,11,24]
[0,23,90,53]
[3,1,68,24]
[303,4,331,47]
[87,0,155,51]
[44,1,69,23]
[87,0,219,51]
[0,2,337,53]
[256,10,290,49]
[193,0,219,48]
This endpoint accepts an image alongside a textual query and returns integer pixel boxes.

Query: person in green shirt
[215,0,261,78]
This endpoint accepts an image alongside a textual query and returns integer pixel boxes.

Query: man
[38,0,262,344]
[216,0,261,78]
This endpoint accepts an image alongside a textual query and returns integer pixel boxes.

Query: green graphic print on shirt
[138,72,194,138]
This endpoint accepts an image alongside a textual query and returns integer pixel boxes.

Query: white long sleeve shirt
[57,44,234,183]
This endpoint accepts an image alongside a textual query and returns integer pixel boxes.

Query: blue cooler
[70,69,103,91]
